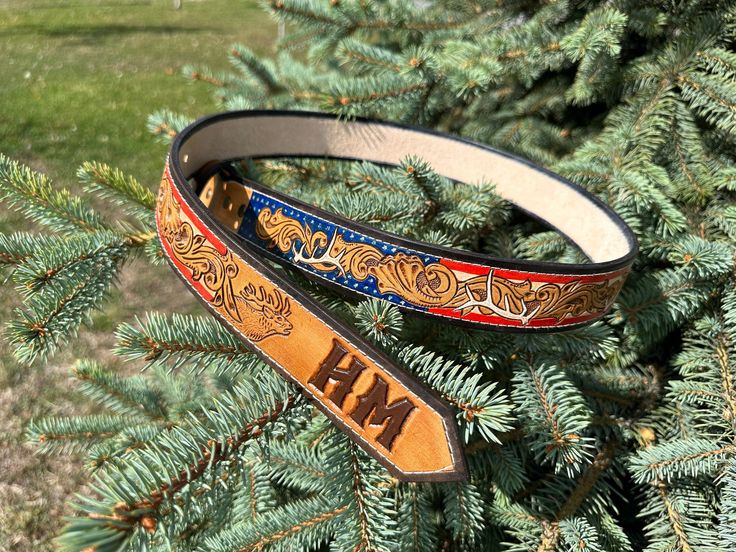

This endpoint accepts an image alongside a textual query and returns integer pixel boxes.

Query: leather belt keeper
[156,110,638,482]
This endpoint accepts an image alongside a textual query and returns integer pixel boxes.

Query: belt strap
[156,110,637,481]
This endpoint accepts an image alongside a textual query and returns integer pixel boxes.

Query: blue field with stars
[237,189,441,312]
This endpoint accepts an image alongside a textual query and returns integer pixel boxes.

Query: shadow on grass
[0,0,156,8]
[2,22,216,43]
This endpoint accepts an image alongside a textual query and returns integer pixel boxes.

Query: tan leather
[158,110,638,482]
[157,169,465,480]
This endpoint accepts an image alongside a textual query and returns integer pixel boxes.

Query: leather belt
[156,110,637,482]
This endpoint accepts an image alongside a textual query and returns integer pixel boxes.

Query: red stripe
[165,162,227,256]
[440,258,628,284]
[440,259,491,276]
[156,172,215,303]
[158,223,215,302]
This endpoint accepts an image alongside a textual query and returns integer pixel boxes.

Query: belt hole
[223,196,232,210]
[238,204,246,217]
[205,189,213,200]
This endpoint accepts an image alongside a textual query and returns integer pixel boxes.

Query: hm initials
[309,339,416,451]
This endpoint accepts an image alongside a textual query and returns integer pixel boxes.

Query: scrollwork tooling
[157,179,293,342]
[255,206,623,325]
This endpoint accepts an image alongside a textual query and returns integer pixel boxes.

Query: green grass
[0,0,276,185]
[0,1,275,548]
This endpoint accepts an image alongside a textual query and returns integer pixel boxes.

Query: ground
[0,1,274,548]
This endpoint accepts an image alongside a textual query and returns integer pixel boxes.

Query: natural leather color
[157,110,638,482]
[201,169,632,331]
[157,166,466,481]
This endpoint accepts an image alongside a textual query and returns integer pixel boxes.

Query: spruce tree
[2,0,736,550]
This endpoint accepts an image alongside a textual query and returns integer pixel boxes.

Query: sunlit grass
[0,0,275,184]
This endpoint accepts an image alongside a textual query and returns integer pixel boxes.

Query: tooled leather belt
[155,110,638,482]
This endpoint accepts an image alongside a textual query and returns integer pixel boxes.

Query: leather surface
[156,110,638,482]
[158,165,466,481]
[204,173,631,330]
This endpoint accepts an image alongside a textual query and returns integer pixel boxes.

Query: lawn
[0,0,276,185]
[0,1,275,548]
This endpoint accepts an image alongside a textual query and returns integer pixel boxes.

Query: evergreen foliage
[2,0,736,549]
